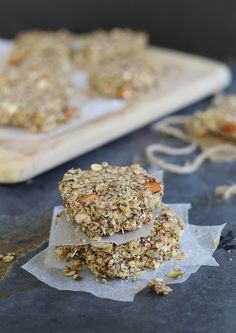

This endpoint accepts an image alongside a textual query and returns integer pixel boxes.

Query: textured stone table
[0,67,236,333]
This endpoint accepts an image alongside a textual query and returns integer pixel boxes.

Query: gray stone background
[0,1,236,332]
[0,0,235,60]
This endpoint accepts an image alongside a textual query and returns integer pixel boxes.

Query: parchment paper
[22,203,225,302]
[49,206,157,246]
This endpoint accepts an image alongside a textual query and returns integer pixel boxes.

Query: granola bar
[7,30,73,67]
[90,52,158,99]
[187,95,236,141]
[73,28,148,68]
[0,31,79,132]
[0,69,78,132]
[59,163,163,239]
[56,206,184,279]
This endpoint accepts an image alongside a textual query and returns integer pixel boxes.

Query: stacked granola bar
[56,163,184,280]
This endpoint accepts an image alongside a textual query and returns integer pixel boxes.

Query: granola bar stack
[55,163,184,280]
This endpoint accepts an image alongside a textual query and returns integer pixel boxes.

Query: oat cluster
[148,278,172,295]
[187,95,236,141]
[0,252,16,263]
[59,163,163,239]
[56,206,183,279]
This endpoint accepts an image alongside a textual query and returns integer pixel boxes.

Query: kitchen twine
[215,184,236,202]
[146,115,236,174]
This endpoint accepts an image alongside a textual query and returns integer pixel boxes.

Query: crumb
[176,252,187,260]
[166,268,185,279]
[148,278,172,295]
[2,255,15,263]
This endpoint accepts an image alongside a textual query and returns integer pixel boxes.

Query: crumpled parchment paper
[22,203,225,302]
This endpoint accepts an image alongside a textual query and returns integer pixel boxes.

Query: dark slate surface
[0,67,236,333]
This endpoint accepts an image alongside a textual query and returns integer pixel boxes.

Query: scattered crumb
[213,237,220,246]
[166,268,185,279]
[148,278,172,296]
[2,255,15,263]
[101,278,107,284]
[0,254,3,260]
[176,252,187,260]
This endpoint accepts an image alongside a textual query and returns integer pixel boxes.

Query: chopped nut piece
[166,268,184,279]
[223,123,236,134]
[144,181,162,193]
[90,163,102,171]
[148,278,172,295]
[64,270,76,277]
[79,194,98,201]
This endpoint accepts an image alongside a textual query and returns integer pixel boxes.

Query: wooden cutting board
[0,47,231,183]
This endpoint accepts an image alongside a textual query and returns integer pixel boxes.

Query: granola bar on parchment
[56,206,183,279]
[59,163,163,239]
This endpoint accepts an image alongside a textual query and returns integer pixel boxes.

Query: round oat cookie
[59,162,163,239]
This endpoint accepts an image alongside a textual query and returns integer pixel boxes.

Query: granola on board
[90,52,158,99]
[7,30,73,67]
[0,68,78,132]
[187,95,236,141]
[59,163,163,239]
[73,28,148,68]
[0,30,79,132]
[56,206,184,279]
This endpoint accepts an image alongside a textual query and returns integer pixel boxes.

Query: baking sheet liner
[49,206,157,246]
[22,203,226,302]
